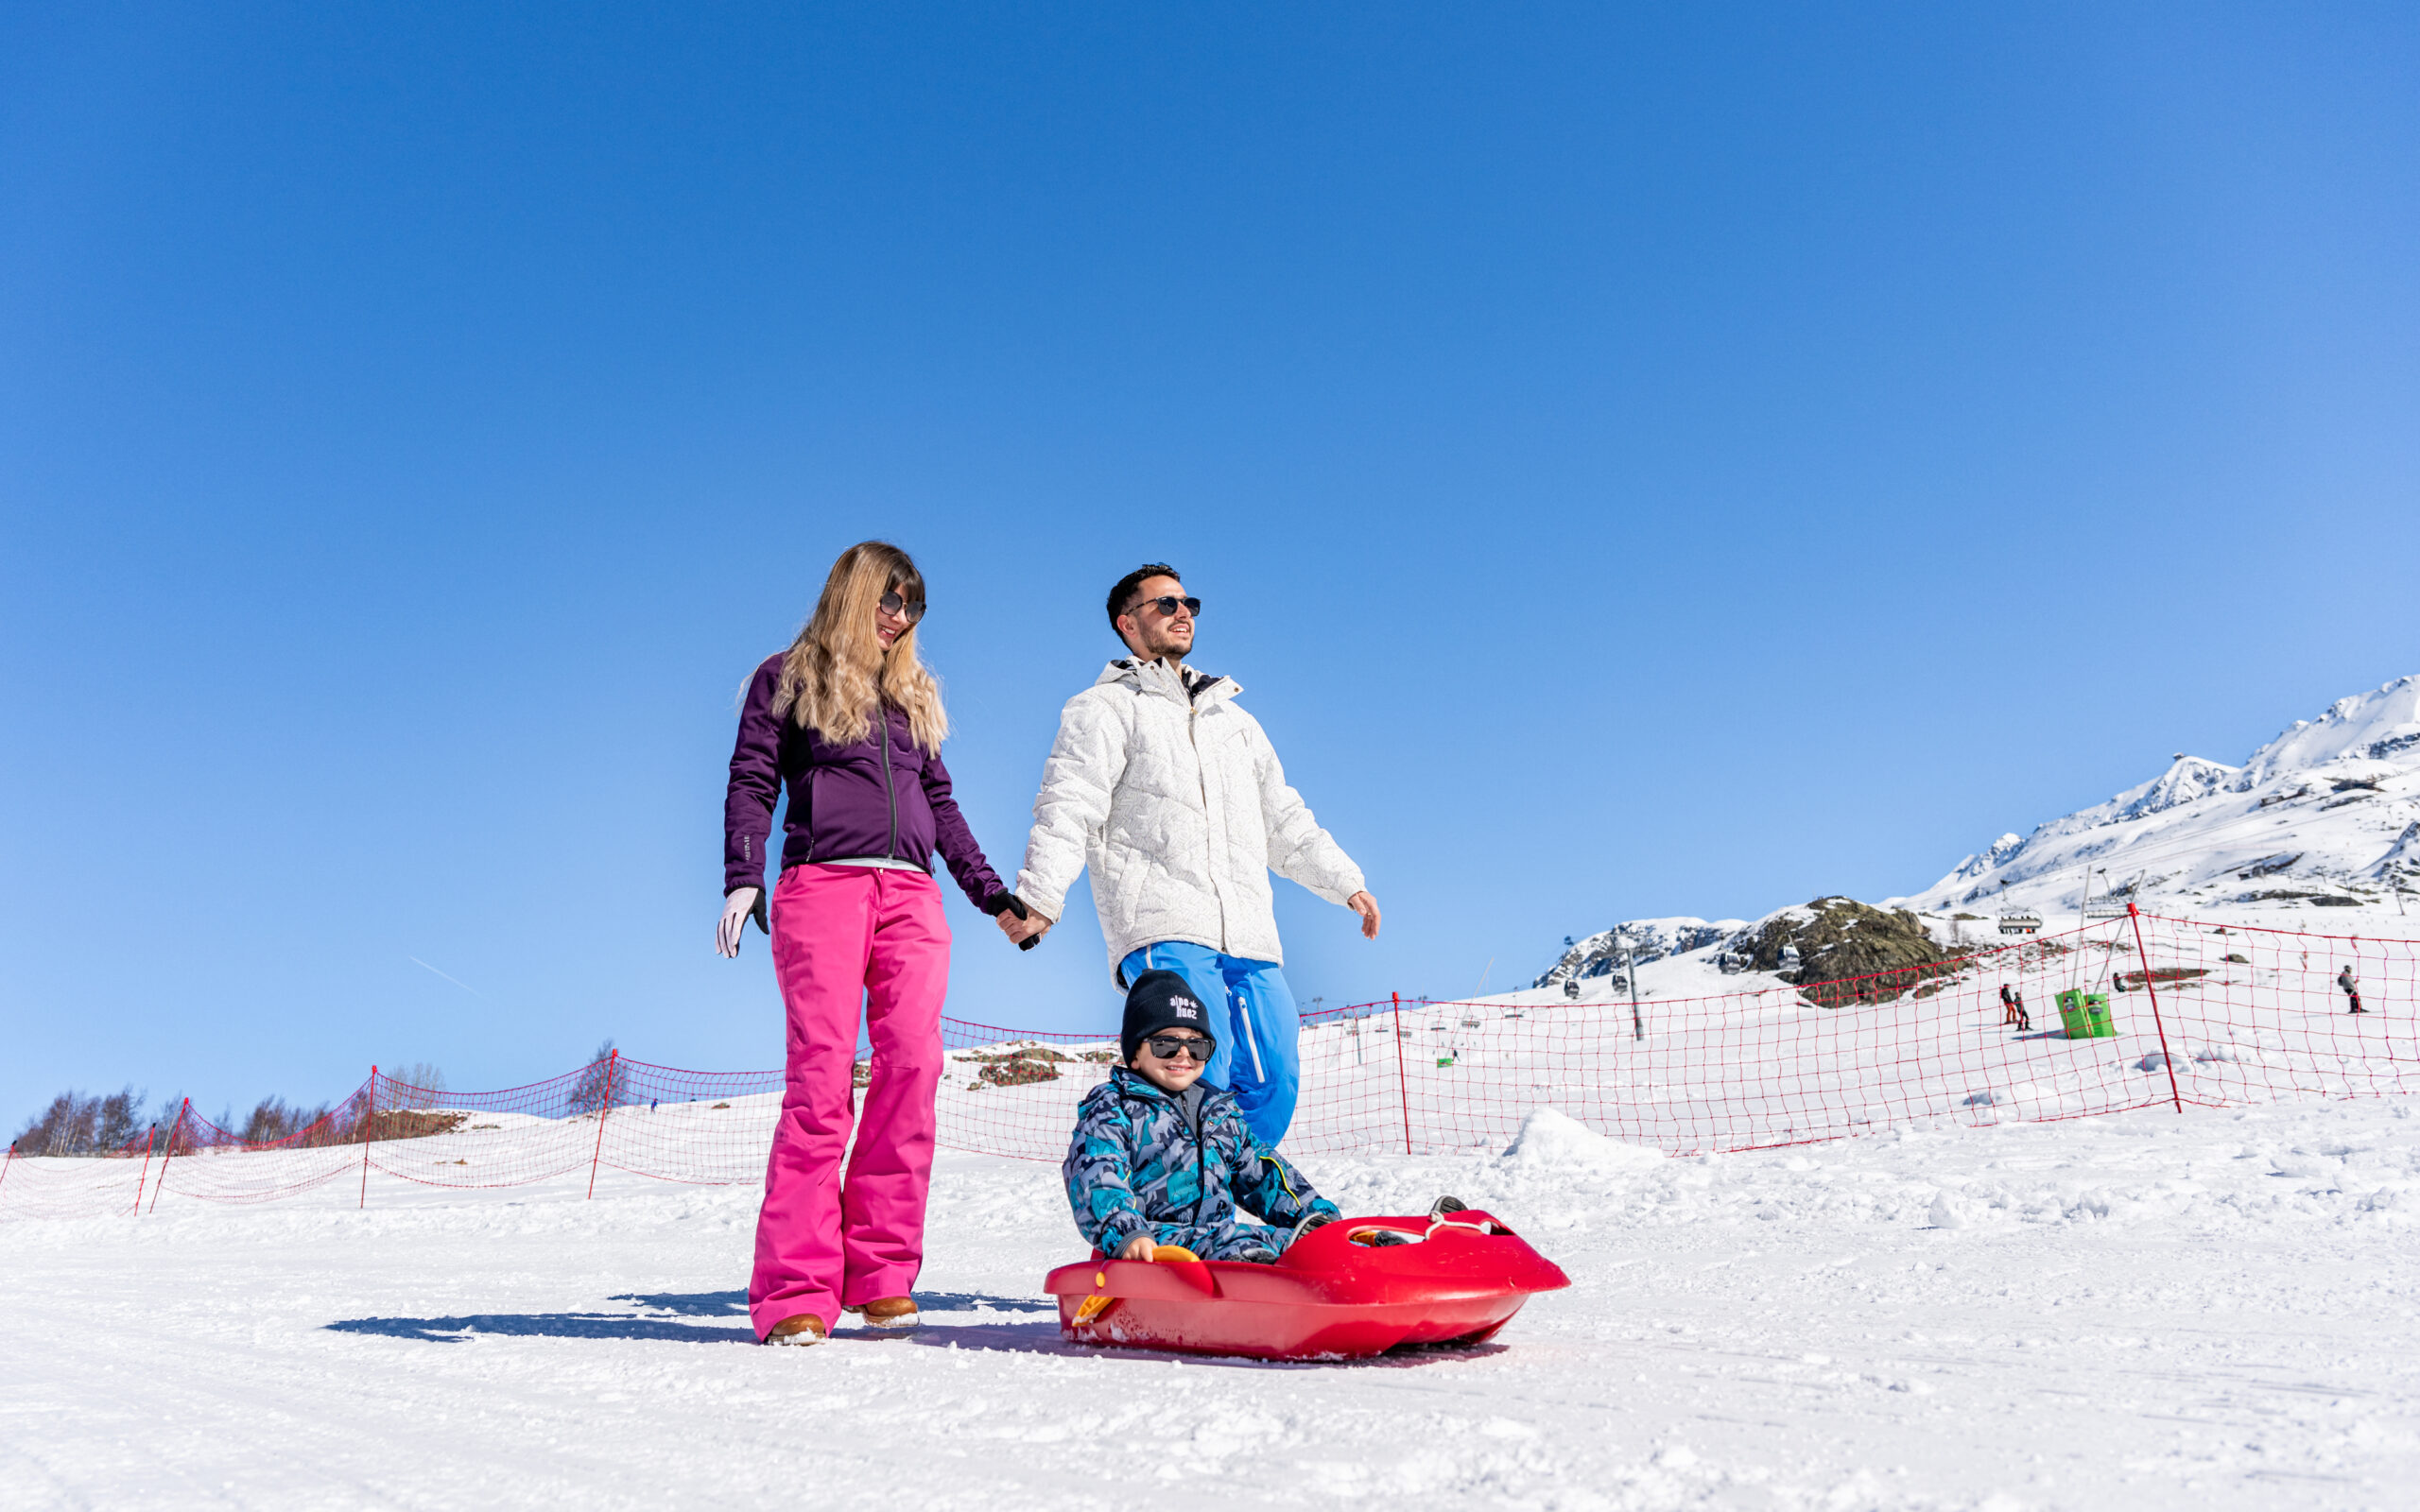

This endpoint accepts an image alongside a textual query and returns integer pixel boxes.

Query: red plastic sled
[1043,1210,1570,1361]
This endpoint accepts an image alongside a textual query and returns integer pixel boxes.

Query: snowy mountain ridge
[1891,673,2420,919]
[1531,675,2420,993]
[1531,917,1745,990]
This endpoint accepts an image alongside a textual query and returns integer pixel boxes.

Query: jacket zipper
[1179,669,1259,1081]
[1184,677,1228,950]
[1187,1090,1206,1226]
[1122,1077,1211,1229]
[802,766,817,863]
[880,707,899,861]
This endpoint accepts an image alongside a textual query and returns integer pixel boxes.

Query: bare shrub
[11,1086,148,1157]
[568,1040,621,1114]
[386,1063,449,1107]
[239,1096,337,1145]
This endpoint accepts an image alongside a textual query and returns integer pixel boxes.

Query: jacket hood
[1096,658,1238,707]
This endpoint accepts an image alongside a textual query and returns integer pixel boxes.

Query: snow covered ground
[7,1096,2416,1511]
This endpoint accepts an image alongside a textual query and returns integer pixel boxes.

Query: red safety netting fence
[7,908,2414,1222]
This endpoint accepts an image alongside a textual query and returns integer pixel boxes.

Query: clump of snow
[1498,1107,1664,1174]
[2136,1051,2172,1073]
[2269,1147,2335,1179]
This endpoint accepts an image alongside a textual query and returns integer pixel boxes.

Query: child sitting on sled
[1063,970,1341,1263]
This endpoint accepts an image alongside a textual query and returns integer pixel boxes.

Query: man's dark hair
[1106,563,1181,635]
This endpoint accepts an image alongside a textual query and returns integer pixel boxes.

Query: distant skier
[2339,965,2366,1015]
[1999,984,2031,1031]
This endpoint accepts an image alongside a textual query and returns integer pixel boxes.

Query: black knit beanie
[1121,970,1219,1065]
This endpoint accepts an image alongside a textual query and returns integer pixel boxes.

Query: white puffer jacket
[1015,658,1367,980]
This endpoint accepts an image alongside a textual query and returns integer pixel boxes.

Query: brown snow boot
[765,1313,827,1346]
[846,1297,920,1330]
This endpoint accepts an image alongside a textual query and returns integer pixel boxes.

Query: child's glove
[1290,1210,1337,1244]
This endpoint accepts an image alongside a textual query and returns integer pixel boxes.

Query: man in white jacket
[1005,563,1380,1146]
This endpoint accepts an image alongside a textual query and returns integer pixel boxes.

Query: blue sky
[5,4,2416,1127]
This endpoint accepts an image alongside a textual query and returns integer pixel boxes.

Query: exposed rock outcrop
[1732,896,1953,1005]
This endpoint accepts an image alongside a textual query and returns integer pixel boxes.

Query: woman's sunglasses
[879,591,926,625]
[1144,1034,1214,1062]
[1129,595,1201,619]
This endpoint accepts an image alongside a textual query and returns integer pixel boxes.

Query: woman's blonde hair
[771,541,947,752]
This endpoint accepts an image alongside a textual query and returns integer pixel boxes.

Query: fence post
[149,1100,188,1215]
[1391,994,1412,1155]
[2126,904,2185,1114]
[586,1049,618,1200]
[0,1142,14,1216]
[132,1125,157,1218]
[359,1066,377,1211]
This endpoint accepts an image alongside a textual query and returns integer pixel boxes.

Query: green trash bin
[2055,988,2118,1039]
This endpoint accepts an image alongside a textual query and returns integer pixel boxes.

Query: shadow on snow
[323,1287,1498,1366]
[325,1288,1057,1345]
[327,1312,756,1345]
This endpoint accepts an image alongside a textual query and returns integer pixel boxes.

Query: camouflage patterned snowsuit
[1064,1067,1340,1261]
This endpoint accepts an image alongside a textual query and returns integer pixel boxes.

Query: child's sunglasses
[1144,1034,1214,1062]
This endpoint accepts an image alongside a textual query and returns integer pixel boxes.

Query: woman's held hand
[997,903,1053,948]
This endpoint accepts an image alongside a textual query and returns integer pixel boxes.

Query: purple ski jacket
[723,653,1011,912]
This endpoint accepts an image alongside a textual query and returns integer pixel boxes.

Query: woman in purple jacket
[717,541,1026,1346]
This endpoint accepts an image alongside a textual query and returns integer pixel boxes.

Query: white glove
[717,887,765,958]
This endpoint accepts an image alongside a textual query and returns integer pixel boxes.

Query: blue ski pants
[1119,942,1301,1148]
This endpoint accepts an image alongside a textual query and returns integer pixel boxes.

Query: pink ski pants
[750,863,949,1340]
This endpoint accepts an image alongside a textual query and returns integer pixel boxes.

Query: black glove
[983,891,1043,952]
[1290,1209,1338,1243]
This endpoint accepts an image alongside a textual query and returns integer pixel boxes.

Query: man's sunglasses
[879,591,926,625]
[1128,595,1201,619]
[1144,1034,1215,1062]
